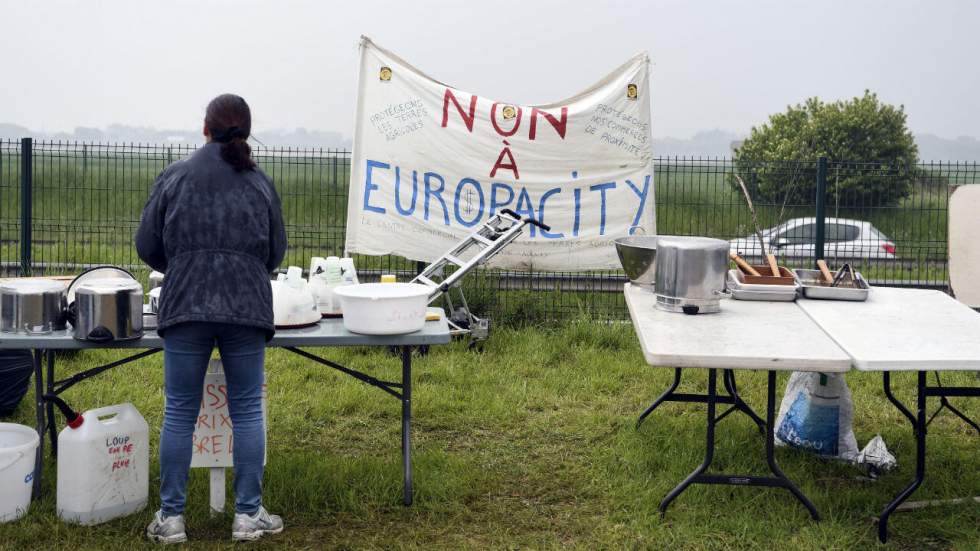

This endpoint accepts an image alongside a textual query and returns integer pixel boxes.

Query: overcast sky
[2,0,978,140]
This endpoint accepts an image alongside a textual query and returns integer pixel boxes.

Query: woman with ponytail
[136,94,287,543]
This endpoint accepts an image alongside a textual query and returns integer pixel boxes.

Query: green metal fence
[2,138,978,323]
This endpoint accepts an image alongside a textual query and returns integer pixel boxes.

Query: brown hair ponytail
[205,94,256,172]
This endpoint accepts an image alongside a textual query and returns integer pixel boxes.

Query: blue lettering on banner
[588,182,616,235]
[423,171,450,225]
[364,159,388,214]
[394,167,419,215]
[490,182,515,215]
[360,159,652,240]
[537,187,564,238]
[625,175,651,229]
[453,177,485,227]
[571,171,582,237]
[513,187,537,237]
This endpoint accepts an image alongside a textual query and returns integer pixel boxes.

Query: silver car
[729,217,897,261]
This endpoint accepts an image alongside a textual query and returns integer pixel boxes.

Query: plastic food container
[332,283,431,335]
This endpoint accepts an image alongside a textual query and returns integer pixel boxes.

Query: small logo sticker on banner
[627,84,638,100]
[501,105,517,120]
[379,66,392,82]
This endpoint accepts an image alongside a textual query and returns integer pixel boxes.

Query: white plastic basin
[333,283,431,335]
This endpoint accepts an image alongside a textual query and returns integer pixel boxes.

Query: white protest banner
[345,36,655,271]
[190,360,268,468]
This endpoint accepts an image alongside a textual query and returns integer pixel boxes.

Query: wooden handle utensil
[766,254,780,276]
[816,259,833,283]
[730,252,761,276]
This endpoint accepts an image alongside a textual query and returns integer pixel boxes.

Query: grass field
[0,322,977,550]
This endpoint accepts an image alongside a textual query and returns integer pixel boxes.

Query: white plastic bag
[775,372,859,462]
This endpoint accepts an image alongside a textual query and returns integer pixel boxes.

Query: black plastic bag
[0,350,33,417]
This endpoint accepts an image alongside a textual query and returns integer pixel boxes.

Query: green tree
[733,91,919,206]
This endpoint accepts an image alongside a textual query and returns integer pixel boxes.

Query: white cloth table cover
[797,287,980,371]
[625,284,850,372]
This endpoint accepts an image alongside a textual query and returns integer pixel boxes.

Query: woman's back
[136,139,287,339]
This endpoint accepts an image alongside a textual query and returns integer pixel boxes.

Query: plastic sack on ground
[0,350,33,417]
[775,372,859,462]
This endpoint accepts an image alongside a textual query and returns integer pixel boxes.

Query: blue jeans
[160,322,266,516]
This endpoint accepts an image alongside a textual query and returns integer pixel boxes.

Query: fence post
[20,137,32,276]
[814,156,827,263]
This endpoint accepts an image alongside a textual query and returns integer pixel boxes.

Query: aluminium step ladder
[411,208,550,347]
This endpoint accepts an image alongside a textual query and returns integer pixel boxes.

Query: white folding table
[625,284,852,519]
[797,287,980,543]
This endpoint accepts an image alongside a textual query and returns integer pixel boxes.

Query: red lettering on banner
[441,89,477,132]
[529,107,568,140]
[490,140,520,180]
[490,103,523,137]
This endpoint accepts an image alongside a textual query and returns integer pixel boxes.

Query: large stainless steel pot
[653,236,730,314]
[0,280,68,334]
[72,278,144,342]
[614,235,659,289]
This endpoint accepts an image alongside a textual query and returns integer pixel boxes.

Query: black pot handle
[86,325,115,343]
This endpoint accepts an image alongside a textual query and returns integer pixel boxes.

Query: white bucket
[0,423,39,522]
[333,283,431,335]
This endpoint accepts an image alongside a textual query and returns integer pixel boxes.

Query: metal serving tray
[727,270,798,301]
[793,269,870,301]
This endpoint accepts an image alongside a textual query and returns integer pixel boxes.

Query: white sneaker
[231,506,283,541]
[146,510,187,544]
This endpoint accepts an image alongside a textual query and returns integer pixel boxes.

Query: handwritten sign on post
[345,36,655,271]
[190,359,268,468]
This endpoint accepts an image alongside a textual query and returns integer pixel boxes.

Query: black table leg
[764,371,820,520]
[927,372,980,434]
[658,369,820,520]
[636,368,682,428]
[878,371,927,543]
[31,349,44,500]
[45,350,57,456]
[724,369,766,433]
[659,368,717,514]
[401,345,413,506]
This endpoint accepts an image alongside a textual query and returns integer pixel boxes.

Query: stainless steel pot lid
[74,277,143,294]
[67,266,136,303]
[0,279,66,295]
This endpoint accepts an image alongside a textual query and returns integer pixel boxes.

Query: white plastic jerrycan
[57,403,149,525]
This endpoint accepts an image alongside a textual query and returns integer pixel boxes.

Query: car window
[774,223,816,244]
[825,223,860,243]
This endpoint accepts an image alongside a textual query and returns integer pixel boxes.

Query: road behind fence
[1,139,978,323]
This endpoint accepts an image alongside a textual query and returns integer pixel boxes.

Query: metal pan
[793,269,870,301]
[727,270,798,301]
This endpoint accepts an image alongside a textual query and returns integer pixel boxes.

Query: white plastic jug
[57,403,149,525]
[0,423,39,522]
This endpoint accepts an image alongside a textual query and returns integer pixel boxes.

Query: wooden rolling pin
[766,254,780,276]
[730,252,761,276]
[816,259,834,283]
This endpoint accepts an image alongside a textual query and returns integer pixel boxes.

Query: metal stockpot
[0,280,68,334]
[653,236,730,314]
[72,278,144,342]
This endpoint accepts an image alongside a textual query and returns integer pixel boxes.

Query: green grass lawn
[0,322,977,550]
